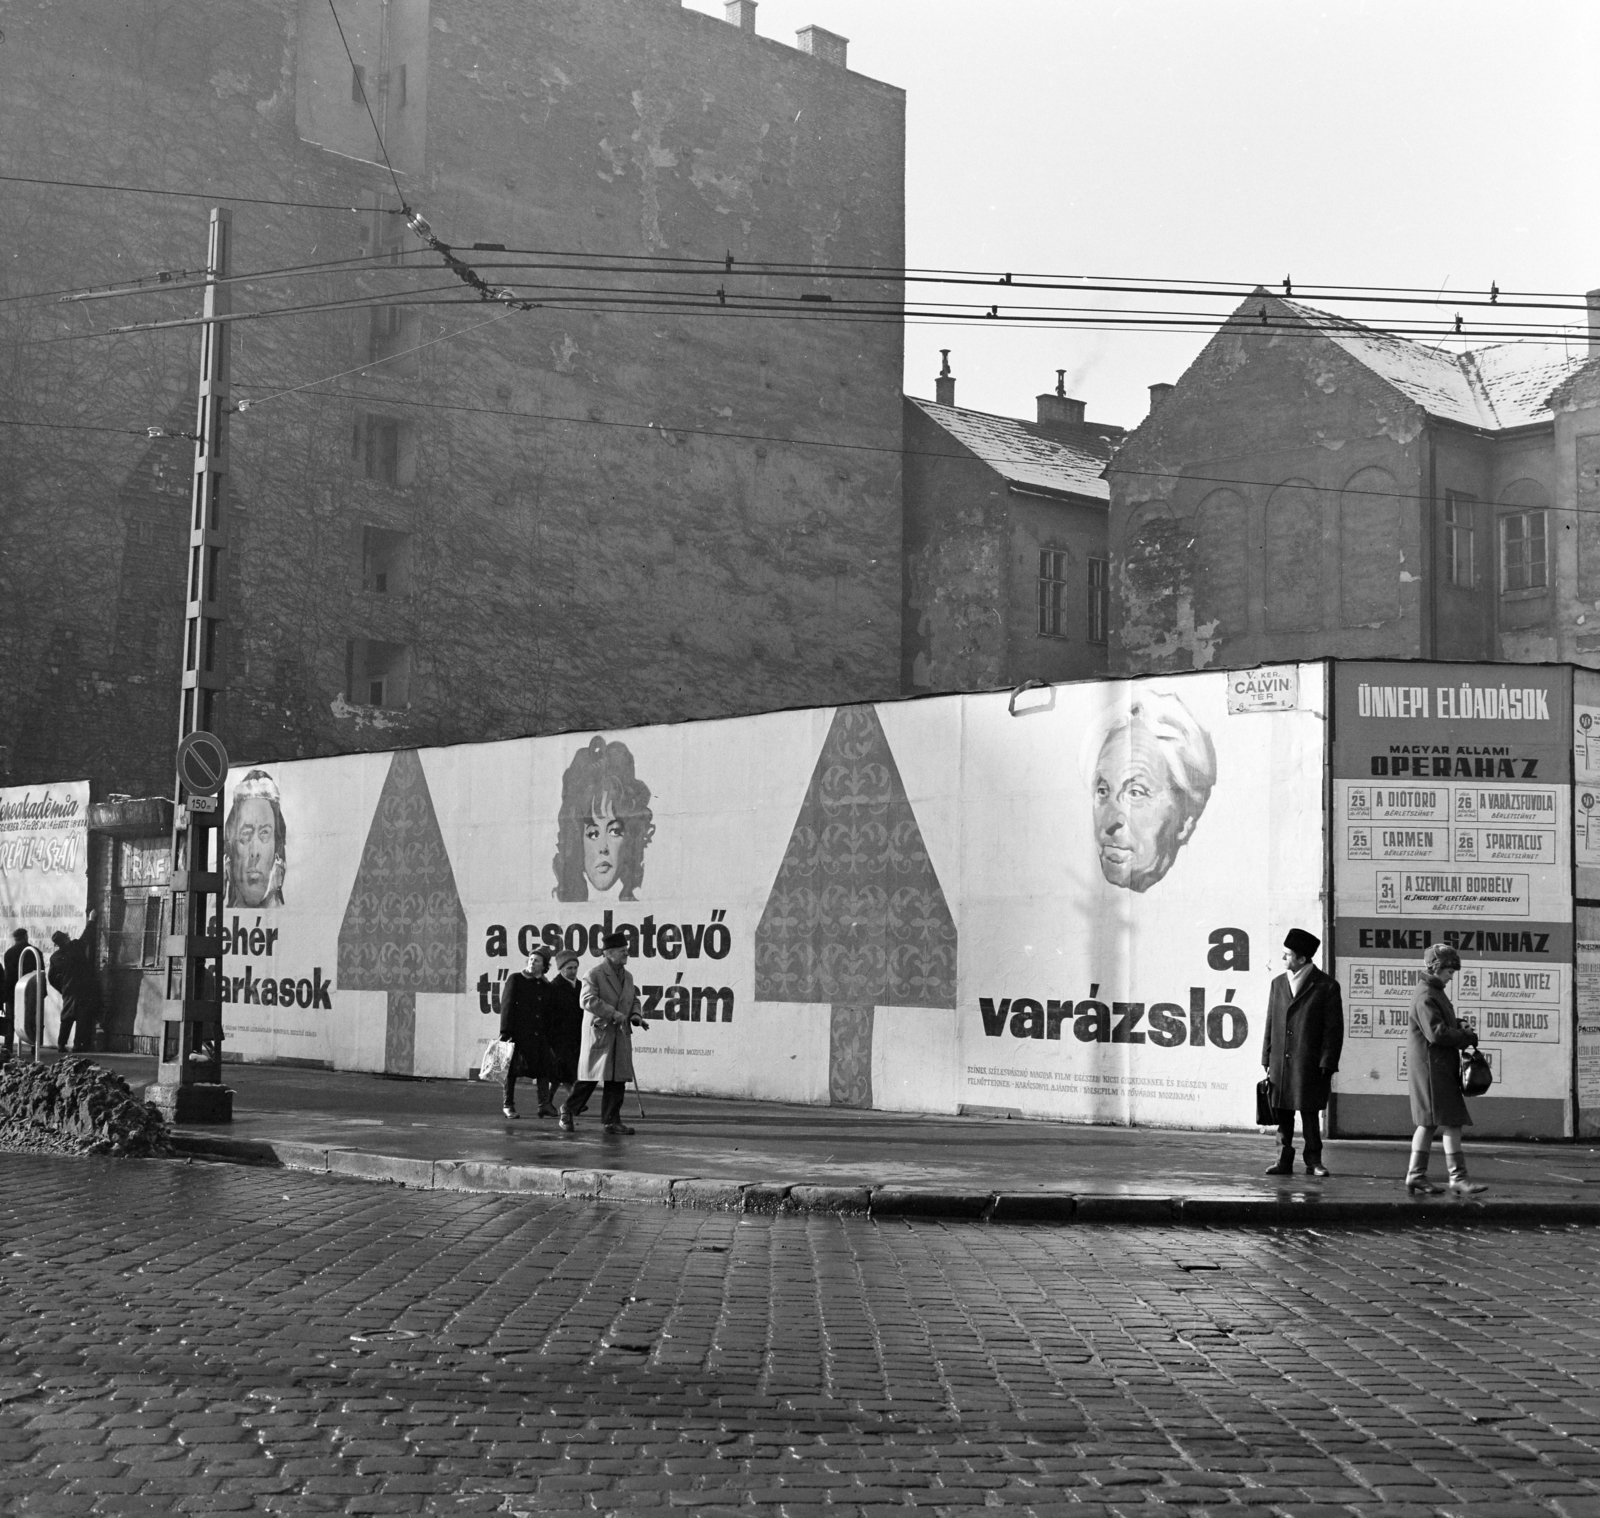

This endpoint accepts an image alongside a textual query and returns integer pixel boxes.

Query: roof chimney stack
[1589,288,1600,357]
[1148,382,1175,414]
[724,1,756,33]
[935,350,955,407]
[1036,373,1087,430]
[796,24,848,67]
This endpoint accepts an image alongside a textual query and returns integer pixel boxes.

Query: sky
[684,0,1600,430]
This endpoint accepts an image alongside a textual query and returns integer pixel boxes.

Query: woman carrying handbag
[1405,943,1486,1195]
[498,947,551,1119]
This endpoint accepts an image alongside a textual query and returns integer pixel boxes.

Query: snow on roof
[1277,296,1585,430]
[909,398,1115,501]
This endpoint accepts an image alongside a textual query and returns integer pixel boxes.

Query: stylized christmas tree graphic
[754,704,958,1107]
[338,749,467,1075]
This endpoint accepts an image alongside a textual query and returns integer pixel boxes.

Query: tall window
[350,64,366,104]
[1037,550,1069,638]
[1445,493,1476,587]
[1501,510,1548,593]
[1088,557,1110,644]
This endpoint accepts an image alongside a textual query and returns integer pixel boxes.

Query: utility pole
[147,207,234,1123]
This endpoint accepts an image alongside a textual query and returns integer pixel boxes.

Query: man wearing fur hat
[560,932,642,1135]
[1261,927,1343,1177]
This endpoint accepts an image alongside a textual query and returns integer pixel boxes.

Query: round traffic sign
[176,730,230,797]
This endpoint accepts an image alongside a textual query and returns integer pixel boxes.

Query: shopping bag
[1255,1077,1280,1126]
[479,1039,514,1082]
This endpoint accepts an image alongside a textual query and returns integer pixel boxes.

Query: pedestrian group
[1261,926,1486,1194]
[496,929,643,1136]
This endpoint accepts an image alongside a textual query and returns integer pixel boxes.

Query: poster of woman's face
[225,769,287,908]
[551,736,656,901]
[1081,691,1216,893]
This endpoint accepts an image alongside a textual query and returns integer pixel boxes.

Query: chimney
[1148,382,1175,414]
[796,24,848,67]
[1589,288,1600,357]
[724,0,756,33]
[935,350,955,406]
[1036,370,1086,429]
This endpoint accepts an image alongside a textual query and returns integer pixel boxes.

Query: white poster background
[0,780,89,1030]
[212,667,1327,1131]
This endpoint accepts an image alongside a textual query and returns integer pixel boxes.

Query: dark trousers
[564,1079,625,1127]
[1277,1107,1322,1162]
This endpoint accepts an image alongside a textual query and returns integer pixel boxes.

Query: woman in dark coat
[1407,942,1484,1195]
[497,947,550,1119]
[539,949,585,1116]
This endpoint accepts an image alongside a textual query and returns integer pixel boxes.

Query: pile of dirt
[0,1057,171,1157]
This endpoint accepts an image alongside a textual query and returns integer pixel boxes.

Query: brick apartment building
[0,0,906,799]
[902,356,1123,693]
[1106,290,1600,673]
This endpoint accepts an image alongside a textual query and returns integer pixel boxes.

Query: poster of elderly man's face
[1082,690,1217,893]
[224,769,287,908]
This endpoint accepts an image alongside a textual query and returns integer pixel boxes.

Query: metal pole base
[145,1082,234,1124]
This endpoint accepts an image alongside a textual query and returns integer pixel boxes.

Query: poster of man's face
[1083,691,1216,893]
[225,770,287,908]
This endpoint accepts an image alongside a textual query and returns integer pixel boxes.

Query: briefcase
[1255,1077,1280,1126]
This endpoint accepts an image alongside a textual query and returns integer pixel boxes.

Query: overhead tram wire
[4,158,1593,308]
[10,288,1589,348]
[221,381,1600,520]
[0,171,397,215]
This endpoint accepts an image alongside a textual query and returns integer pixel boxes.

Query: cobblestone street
[5,1156,1600,1516]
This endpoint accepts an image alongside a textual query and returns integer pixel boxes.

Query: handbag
[1460,1048,1493,1097]
[479,1038,515,1082]
[1255,1077,1280,1126]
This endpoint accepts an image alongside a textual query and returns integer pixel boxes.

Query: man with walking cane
[560,931,644,1135]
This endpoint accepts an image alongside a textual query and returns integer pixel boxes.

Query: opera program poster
[1331,663,1573,1136]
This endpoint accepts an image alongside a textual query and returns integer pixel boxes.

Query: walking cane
[632,1073,647,1119]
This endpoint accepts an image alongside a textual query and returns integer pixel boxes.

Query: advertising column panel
[1573,667,1600,1137]
[0,780,90,1043]
[1332,664,1572,1138]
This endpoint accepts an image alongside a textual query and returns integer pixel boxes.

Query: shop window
[1501,510,1548,594]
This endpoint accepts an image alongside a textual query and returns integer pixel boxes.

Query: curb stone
[161,1135,1600,1225]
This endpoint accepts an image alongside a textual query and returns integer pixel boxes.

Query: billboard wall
[202,666,1328,1129]
[1330,663,1572,1138]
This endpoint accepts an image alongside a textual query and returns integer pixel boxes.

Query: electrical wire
[0,171,390,215]
[327,0,410,212]
[236,308,519,410]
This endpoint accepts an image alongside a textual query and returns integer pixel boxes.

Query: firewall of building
[1107,290,1600,674]
[0,0,905,797]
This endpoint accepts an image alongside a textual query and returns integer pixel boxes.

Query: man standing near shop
[560,931,642,1136]
[1261,927,1344,1177]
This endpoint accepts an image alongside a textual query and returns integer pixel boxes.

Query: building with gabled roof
[1106,289,1598,674]
[902,356,1125,693]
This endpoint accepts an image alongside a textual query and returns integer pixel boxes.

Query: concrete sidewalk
[79,1053,1600,1224]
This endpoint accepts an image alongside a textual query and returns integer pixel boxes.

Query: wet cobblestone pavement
[4,1156,1600,1516]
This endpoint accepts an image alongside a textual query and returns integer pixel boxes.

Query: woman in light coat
[1406,942,1485,1195]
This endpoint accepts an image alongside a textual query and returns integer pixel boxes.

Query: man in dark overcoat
[1261,926,1343,1177]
